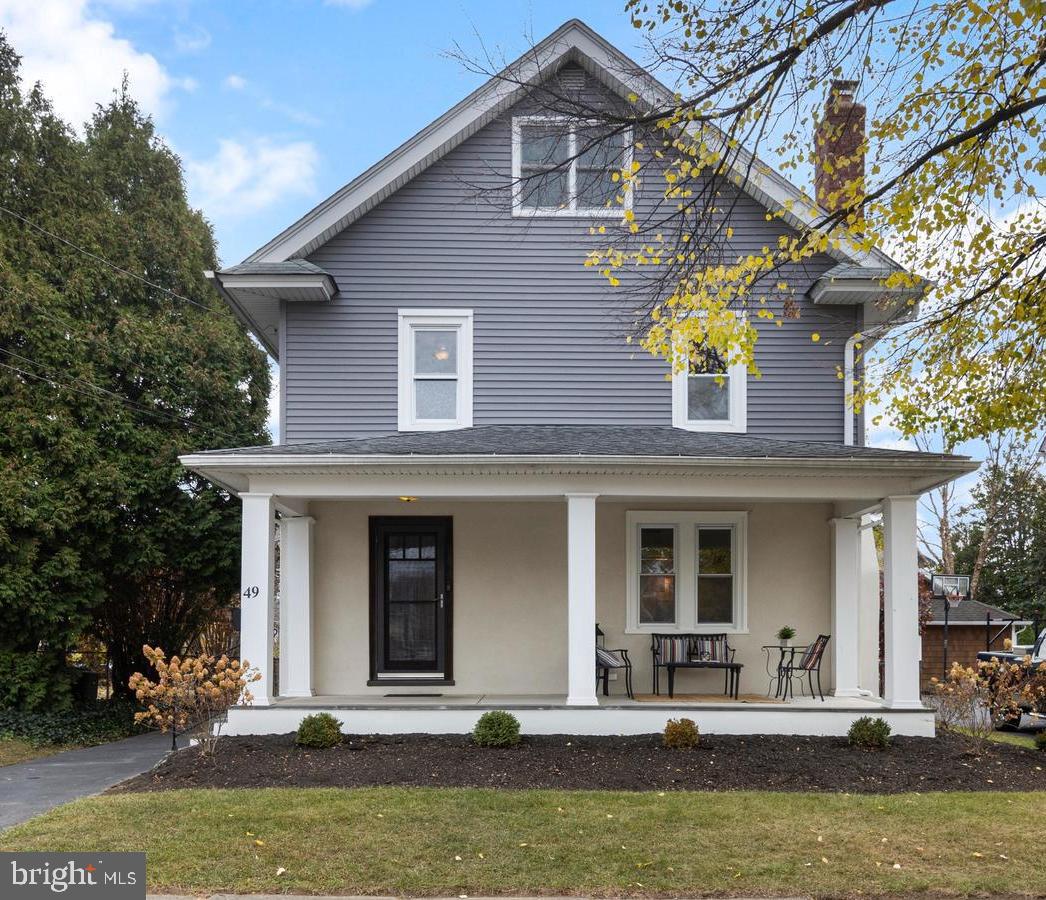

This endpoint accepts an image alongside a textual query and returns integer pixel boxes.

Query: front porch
[181,427,977,737]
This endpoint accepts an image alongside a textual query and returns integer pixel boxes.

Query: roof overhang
[180,451,978,497]
[205,268,337,360]
[810,275,927,307]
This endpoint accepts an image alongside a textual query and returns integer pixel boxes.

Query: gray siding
[287,82,858,443]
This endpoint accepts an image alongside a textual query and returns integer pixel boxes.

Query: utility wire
[0,203,217,313]
[0,346,243,442]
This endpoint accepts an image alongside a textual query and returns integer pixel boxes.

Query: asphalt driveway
[0,732,177,830]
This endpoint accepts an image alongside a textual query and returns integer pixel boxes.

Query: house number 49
[242,585,260,599]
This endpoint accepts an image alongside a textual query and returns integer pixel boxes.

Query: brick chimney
[814,79,866,213]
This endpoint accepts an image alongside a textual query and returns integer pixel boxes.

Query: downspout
[843,333,859,446]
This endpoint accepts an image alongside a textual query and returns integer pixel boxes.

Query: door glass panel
[414,329,457,375]
[420,534,436,559]
[387,599,437,664]
[388,534,403,559]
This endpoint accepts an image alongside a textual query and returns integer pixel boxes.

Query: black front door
[369,517,452,682]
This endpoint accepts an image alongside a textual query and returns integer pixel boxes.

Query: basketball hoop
[931,574,971,603]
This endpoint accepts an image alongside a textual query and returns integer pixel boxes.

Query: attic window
[511,116,631,217]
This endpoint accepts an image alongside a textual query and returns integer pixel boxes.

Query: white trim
[397,309,474,431]
[625,510,748,635]
[671,352,747,433]
[510,115,633,218]
[566,493,599,706]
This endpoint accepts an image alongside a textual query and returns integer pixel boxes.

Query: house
[920,597,1032,690]
[181,20,977,737]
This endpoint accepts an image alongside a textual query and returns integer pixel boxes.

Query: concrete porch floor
[267,692,888,711]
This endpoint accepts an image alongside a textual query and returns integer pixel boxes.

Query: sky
[2,0,1034,526]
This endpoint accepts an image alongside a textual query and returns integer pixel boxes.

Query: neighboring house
[921,598,1031,690]
[182,20,977,737]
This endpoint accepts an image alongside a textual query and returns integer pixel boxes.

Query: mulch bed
[112,731,1046,794]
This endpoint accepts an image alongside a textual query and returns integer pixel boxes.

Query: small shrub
[129,646,260,754]
[296,712,343,748]
[848,715,892,750]
[662,717,700,749]
[1035,730,1046,752]
[472,710,521,747]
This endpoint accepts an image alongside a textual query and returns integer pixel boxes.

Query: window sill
[511,207,625,219]
[673,421,748,434]
[398,422,471,432]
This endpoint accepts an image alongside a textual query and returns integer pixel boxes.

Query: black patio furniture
[595,625,634,699]
[650,633,742,699]
[779,633,831,700]
[761,644,811,698]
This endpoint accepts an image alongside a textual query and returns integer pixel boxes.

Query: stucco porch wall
[311,499,834,697]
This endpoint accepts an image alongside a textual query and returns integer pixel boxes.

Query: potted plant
[776,625,796,648]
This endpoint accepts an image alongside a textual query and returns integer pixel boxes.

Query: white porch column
[240,493,276,706]
[830,517,863,697]
[882,495,922,708]
[566,493,599,706]
[279,515,315,698]
[857,517,881,695]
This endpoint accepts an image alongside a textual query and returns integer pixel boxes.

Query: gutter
[180,451,978,475]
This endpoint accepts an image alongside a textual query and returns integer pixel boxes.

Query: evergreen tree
[0,36,270,707]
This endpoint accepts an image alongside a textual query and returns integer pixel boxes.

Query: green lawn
[0,737,64,767]
[2,787,1044,897]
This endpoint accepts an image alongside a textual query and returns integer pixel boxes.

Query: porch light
[398,496,419,502]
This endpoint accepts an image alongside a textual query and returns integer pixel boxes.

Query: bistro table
[761,644,808,698]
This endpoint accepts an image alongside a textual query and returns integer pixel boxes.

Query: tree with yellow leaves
[486,1,1046,441]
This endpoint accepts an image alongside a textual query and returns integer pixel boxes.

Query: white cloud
[185,137,319,218]
[326,0,373,8]
[0,0,189,128]
[173,25,211,54]
[223,73,248,91]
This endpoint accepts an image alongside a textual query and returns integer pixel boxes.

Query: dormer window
[672,344,747,433]
[397,309,474,431]
[511,117,631,217]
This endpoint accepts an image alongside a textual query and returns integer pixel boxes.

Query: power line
[0,347,243,443]
[0,204,217,313]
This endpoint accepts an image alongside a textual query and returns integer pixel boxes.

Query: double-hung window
[511,116,631,216]
[397,309,473,431]
[672,343,747,433]
[626,511,747,633]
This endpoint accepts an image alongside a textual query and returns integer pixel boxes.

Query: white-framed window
[511,116,633,217]
[397,309,473,431]
[625,511,748,634]
[671,344,747,433]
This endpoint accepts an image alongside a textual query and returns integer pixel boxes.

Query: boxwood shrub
[295,712,344,748]
[472,710,521,747]
[848,715,892,750]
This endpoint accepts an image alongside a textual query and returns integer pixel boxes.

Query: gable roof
[925,596,1031,626]
[243,19,904,275]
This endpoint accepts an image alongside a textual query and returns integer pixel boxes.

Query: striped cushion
[595,646,627,668]
[691,635,727,662]
[655,636,691,663]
